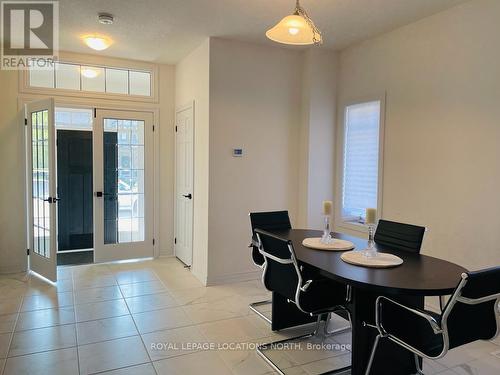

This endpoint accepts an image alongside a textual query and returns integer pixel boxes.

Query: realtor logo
[1,0,58,69]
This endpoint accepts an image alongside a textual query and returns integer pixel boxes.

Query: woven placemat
[341,251,403,268]
[302,237,355,251]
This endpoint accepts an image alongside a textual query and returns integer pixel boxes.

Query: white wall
[175,39,211,283]
[158,64,176,256]
[336,0,500,270]
[206,38,302,284]
[0,70,26,273]
[298,49,338,229]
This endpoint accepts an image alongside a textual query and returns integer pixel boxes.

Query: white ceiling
[58,0,469,64]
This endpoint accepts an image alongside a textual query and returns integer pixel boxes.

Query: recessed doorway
[55,107,94,266]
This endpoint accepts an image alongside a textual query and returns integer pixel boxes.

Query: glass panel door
[26,98,57,282]
[94,110,154,262]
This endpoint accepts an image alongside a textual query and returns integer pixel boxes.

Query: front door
[93,110,154,262]
[174,104,194,266]
[26,98,58,282]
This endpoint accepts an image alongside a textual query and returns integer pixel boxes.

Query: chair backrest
[444,267,500,350]
[249,211,292,266]
[374,219,426,253]
[255,229,300,303]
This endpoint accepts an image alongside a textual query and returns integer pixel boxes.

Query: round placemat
[302,237,355,251]
[340,251,403,268]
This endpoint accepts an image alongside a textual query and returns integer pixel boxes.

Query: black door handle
[182,193,192,199]
[43,197,61,203]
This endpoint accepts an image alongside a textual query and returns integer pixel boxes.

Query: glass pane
[342,101,381,221]
[81,66,105,92]
[105,68,128,94]
[130,121,144,145]
[104,119,117,132]
[118,120,131,144]
[30,67,54,88]
[55,108,92,130]
[31,109,51,258]
[104,118,145,244]
[55,63,80,90]
[129,71,151,96]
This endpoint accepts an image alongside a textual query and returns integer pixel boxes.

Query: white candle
[365,208,377,225]
[322,200,333,216]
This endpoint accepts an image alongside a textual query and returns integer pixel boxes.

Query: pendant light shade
[266,0,322,46]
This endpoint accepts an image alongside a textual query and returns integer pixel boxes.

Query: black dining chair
[374,219,426,254]
[248,211,292,324]
[255,229,351,375]
[364,266,500,375]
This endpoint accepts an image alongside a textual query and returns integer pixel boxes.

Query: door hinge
[93,108,96,118]
[174,237,177,244]
[24,118,28,126]
[27,249,30,255]
[175,125,177,132]
[152,125,155,132]
[152,238,155,246]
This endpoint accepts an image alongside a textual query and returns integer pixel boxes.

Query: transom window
[29,62,151,97]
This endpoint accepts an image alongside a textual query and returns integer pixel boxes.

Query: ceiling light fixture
[82,34,112,51]
[266,0,322,46]
[81,67,99,78]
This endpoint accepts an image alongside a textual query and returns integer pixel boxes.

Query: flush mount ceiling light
[81,67,99,78]
[82,34,112,51]
[266,0,322,46]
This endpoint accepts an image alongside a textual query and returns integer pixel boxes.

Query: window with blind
[341,100,381,223]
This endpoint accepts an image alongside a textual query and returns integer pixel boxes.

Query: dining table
[265,228,468,375]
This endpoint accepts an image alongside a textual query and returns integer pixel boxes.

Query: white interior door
[175,104,194,266]
[93,109,154,262]
[26,98,57,282]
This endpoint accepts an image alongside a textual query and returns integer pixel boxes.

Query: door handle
[182,193,192,199]
[43,197,61,203]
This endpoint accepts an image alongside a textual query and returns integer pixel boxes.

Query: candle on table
[322,200,333,216]
[365,208,377,225]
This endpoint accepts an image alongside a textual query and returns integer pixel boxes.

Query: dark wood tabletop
[268,228,468,296]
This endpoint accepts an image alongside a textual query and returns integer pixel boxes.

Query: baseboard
[206,269,261,286]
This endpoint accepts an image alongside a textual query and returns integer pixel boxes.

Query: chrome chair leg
[249,299,272,324]
[414,353,425,375]
[257,315,351,375]
[324,310,352,337]
[364,334,381,375]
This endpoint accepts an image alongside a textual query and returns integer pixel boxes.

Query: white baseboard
[206,270,261,286]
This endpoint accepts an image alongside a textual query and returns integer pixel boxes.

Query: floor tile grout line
[88,359,153,375]
[120,274,158,375]
[72,271,82,375]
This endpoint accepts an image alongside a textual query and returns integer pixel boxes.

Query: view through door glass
[31,109,51,257]
[103,119,145,244]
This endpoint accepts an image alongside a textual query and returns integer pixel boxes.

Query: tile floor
[0,257,498,374]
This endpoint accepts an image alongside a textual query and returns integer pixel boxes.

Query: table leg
[350,288,423,375]
[271,291,316,331]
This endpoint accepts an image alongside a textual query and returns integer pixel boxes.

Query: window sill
[335,220,369,238]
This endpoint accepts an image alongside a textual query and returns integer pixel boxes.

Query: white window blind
[342,101,381,221]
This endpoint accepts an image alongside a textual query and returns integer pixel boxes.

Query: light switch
[233,148,243,157]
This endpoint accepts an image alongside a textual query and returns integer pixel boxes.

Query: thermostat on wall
[233,148,243,157]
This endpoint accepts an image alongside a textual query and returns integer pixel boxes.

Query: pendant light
[266,0,322,46]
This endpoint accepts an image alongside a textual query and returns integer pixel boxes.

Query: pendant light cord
[294,0,323,45]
